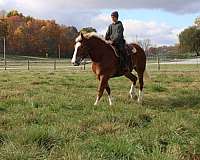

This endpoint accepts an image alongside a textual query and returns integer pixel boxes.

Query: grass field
[0,67,200,160]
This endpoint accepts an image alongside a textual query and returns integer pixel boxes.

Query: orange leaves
[2,10,79,57]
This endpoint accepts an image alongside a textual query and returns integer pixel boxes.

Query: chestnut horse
[71,33,146,106]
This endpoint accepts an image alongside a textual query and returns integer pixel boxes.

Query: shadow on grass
[0,107,7,112]
[24,126,64,153]
[0,133,8,145]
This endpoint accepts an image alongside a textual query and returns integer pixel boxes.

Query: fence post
[4,58,6,70]
[54,60,56,70]
[83,60,86,70]
[157,54,160,71]
[27,59,30,70]
[3,37,6,70]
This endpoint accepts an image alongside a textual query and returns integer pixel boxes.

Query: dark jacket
[105,21,125,47]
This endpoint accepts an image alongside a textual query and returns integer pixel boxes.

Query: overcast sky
[1,0,200,45]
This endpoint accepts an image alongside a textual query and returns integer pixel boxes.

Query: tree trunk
[194,49,200,56]
[194,46,200,56]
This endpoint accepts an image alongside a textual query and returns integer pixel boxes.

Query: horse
[71,32,146,106]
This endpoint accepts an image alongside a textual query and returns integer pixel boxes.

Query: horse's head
[71,33,90,66]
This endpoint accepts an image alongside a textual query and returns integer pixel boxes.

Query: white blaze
[75,35,82,43]
[71,42,81,64]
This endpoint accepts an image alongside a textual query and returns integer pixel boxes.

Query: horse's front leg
[94,75,109,106]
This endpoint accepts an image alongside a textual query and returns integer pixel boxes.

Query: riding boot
[120,49,129,73]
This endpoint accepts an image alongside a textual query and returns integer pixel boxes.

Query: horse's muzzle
[73,62,80,66]
[72,60,81,66]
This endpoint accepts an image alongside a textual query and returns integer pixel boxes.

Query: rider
[105,11,129,73]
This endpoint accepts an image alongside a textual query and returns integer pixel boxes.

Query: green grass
[0,68,200,159]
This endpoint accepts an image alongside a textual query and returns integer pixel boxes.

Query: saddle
[126,44,137,56]
[109,44,137,78]
[110,44,137,57]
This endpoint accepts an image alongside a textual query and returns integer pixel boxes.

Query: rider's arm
[105,25,111,40]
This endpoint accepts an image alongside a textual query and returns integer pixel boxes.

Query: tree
[179,26,200,56]
[194,16,200,27]
[59,26,78,58]
[0,10,7,18]
[80,27,97,34]
[25,16,34,22]
[7,10,23,17]
[0,18,8,60]
[0,10,79,57]
[137,39,152,55]
[0,19,9,37]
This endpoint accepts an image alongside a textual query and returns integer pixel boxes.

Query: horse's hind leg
[125,73,138,99]
[138,72,144,103]
[106,82,112,106]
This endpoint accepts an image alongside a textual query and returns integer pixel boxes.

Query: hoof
[129,93,138,100]
[137,98,143,105]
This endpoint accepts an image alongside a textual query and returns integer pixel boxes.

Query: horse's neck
[88,40,104,62]
[88,38,113,63]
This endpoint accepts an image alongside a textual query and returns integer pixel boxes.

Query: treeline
[0,10,79,58]
[179,17,200,56]
[3,10,199,58]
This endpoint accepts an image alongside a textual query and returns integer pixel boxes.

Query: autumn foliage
[0,10,78,58]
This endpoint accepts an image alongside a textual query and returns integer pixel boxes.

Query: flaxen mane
[76,32,108,44]
[89,33,121,57]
